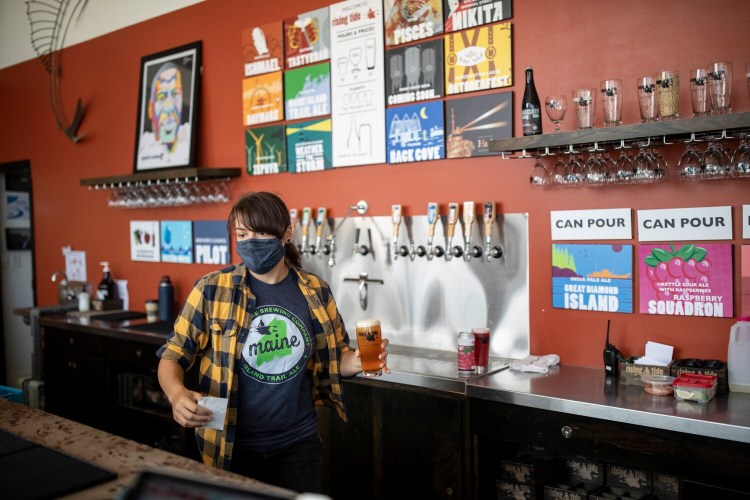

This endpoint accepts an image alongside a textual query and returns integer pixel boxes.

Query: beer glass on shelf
[701,137,730,180]
[544,95,567,132]
[708,61,732,114]
[572,89,595,129]
[632,143,656,183]
[689,69,710,117]
[656,70,680,119]
[600,79,622,126]
[550,156,568,186]
[356,318,383,377]
[613,146,635,184]
[637,77,659,122]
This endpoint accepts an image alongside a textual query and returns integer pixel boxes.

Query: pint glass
[356,318,383,377]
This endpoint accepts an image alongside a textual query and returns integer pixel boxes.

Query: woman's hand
[169,388,213,428]
[354,337,391,374]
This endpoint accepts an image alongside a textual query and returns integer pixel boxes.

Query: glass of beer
[356,318,383,377]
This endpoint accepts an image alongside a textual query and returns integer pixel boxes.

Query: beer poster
[742,245,750,315]
[444,22,512,95]
[552,244,633,314]
[287,117,332,173]
[386,101,445,164]
[193,221,229,266]
[384,0,444,46]
[444,91,512,158]
[242,72,284,126]
[130,220,160,262]
[385,39,444,107]
[242,21,283,77]
[284,62,331,120]
[330,0,387,167]
[639,243,733,317]
[443,0,513,33]
[160,220,193,264]
[285,7,331,69]
[245,125,287,175]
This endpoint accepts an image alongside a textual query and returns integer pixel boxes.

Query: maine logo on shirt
[240,305,312,384]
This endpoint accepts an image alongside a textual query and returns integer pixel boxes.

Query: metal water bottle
[158,275,175,322]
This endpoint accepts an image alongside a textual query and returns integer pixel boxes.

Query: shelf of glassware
[487,111,750,155]
[79,167,241,187]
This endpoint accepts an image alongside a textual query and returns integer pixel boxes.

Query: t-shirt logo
[240,305,312,384]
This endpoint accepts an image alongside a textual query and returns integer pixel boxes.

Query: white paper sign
[550,208,632,240]
[637,206,732,241]
[65,250,87,282]
[743,205,750,239]
[130,221,161,262]
[330,0,386,167]
[198,396,228,430]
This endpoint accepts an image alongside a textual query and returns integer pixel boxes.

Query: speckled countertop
[0,398,296,499]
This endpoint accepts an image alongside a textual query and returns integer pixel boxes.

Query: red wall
[1,0,749,368]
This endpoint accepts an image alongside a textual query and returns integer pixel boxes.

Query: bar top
[467,365,750,444]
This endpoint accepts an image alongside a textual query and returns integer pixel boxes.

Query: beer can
[457,331,475,372]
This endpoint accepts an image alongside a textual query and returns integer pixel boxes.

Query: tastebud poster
[384,0,444,46]
[242,72,283,126]
[245,125,287,175]
[287,117,332,173]
[385,39,444,106]
[285,7,331,69]
[552,244,633,314]
[386,101,444,164]
[639,243,733,317]
[444,22,512,95]
[242,21,283,77]
[193,221,229,266]
[444,91,512,158]
[130,220,160,262]
[443,0,512,33]
[161,220,193,264]
[284,62,331,120]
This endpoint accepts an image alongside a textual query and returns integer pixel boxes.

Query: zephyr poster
[384,0,444,46]
[242,21,283,77]
[552,244,633,314]
[385,39,444,106]
[287,118,332,173]
[639,243,733,317]
[444,22,512,95]
[284,62,331,120]
[285,7,331,69]
[444,91,511,158]
[443,0,512,33]
[386,101,444,164]
[245,125,287,175]
[330,0,386,167]
[242,72,283,126]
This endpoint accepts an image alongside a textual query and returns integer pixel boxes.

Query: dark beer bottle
[521,66,542,136]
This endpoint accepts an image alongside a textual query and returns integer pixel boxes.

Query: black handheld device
[603,319,622,377]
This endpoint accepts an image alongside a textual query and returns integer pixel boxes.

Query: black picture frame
[133,41,202,172]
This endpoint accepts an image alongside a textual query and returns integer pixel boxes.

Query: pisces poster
[287,117,332,173]
[552,244,633,313]
[385,39,444,106]
[193,221,229,266]
[330,0,386,167]
[384,0,444,46]
[161,220,193,264]
[444,91,511,158]
[285,7,331,68]
[386,101,444,164]
[130,221,160,262]
[242,72,283,126]
[284,62,331,120]
[242,21,283,77]
[444,22,512,95]
[639,243,733,317]
[245,125,287,175]
[443,0,512,33]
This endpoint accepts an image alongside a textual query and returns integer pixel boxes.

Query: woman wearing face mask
[157,191,390,493]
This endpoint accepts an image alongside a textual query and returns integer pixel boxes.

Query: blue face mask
[236,237,285,274]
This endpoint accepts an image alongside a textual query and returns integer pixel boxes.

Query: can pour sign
[639,243,733,317]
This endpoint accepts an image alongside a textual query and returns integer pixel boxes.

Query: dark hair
[227,192,301,268]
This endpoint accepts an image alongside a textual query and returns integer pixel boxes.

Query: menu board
[284,62,331,120]
[285,7,331,69]
[385,39,444,106]
[242,72,284,126]
[287,117,332,173]
[386,101,444,164]
[444,91,512,158]
[383,0,444,46]
[330,0,386,167]
[443,0,512,33]
[242,21,283,77]
[445,22,512,95]
[245,125,287,175]
[130,221,160,262]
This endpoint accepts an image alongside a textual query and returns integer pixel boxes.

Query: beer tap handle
[391,204,402,260]
[300,207,312,254]
[463,201,475,261]
[446,202,459,260]
[289,208,299,229]
[314,207,327,254]
[426,202,438,259]
[483,201,496,261]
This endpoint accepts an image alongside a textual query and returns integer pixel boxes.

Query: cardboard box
[563,456,605,487]
[92,298,124,311]
[543,483,593,500]
[497,480,535,500]
[590,485,649,499]
[606,464,653,495]
[500,456,561,486]
[619,358,673,386]
[652,472,681,499]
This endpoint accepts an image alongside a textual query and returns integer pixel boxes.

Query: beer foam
[471,327,490,334]
[356,318,380,327]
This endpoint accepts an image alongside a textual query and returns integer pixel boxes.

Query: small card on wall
[161,221,193,264]
[242,21,283,77]
[130,221,160,262]
[742,245,750,316]
[242,72,283,126]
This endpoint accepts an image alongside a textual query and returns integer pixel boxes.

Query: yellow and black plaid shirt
[157,262,351,470]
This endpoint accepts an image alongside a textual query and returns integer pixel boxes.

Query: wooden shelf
[80,167,242,187]
[488,111,750,154]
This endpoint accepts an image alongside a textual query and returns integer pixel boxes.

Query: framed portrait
[134,41,202,172]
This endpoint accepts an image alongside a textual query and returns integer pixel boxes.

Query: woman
[157,191,389,493]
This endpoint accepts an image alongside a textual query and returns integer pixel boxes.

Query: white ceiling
[0,0,205,70]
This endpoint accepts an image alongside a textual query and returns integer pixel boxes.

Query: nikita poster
[130,221,160,262]
[161,220,193,264]
[386,101,444,164]
[552,244,633,313]
[193,221,229,266]
[444,91,512,158]
[242,72,284,126]
[443,0,512,32]
[284,62,331,120]
[639,243,733,317]
[285,7,331,68]
[444,22,512,95]
[384,0,444,46]
[330,0,386,167]
[245,125,287,175]
[385,39,444,106]
[287,118,332,173]
[242,21,283,76]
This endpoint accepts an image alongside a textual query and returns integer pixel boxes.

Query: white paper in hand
[197,396,228,430]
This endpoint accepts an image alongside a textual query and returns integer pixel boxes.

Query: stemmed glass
[701,137,729,179]
[551,156,568,186]
[677,140,703,181]
[544,96,567,132]
[529,157,550,187]
[730,135,750,177]
[632,143,656,183]
[612,144,634,184]
[564,153,584,186]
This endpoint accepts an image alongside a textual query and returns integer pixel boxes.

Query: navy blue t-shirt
[235,271,317,452]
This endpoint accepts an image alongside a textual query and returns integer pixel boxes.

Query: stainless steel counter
[468,364,750,444]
